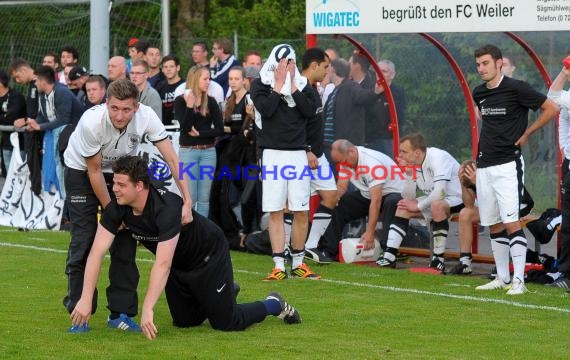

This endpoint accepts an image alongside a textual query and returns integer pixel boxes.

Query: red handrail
[338,34,400,157]
[419,33,479,160]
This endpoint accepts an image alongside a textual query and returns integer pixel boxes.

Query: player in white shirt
[64,79,193,333]
[307,139,404,263]
[377,133,463,272]
[547,64,570,289]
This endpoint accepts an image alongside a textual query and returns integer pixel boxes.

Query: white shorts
[261,149,310,212]
[310,154,337,195]
[417,195,463,222]
[476,158,524,226]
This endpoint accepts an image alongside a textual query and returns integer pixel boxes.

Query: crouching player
[376,133,463,272]
[71,156,300,339]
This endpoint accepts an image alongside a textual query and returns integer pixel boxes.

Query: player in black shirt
[472,44,558,294]
[71,156,301,339]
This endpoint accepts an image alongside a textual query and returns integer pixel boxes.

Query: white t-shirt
[414,147,462,200]
[64,103,168,173]
[547,89,570,160]
[58,70,67,85]
[339,146,404,199]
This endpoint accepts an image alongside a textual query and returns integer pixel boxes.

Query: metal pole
[90,0,109,75]
[234,30,238,58]
[162,0,170,55]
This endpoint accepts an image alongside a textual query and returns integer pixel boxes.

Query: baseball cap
[128,37,139,47]
[68,66,89,81]
[244,66,260,79]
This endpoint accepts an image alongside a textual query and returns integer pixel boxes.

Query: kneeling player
[71,156,300,339]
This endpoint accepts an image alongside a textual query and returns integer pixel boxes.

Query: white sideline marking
[0,242,155,263]
[445,283,473,288]
[2,242,569,314]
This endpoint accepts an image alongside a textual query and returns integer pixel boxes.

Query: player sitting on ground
[376,133,463,272]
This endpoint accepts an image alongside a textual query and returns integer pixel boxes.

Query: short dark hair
[192,41,208,51]
[474,44,502,61]
[331,58,349,78]
[44,51,59,64]
[8,57,31,74]
[400,133,427,152]
[0,70,10,88]
[106,78,139,101]
[350,52,370,72]
[86,75,106,89]
[134,40,150,54]
[301,47,327,71]
[60,45,80,61]
[144,44,160,55]
[112,155,150,189]
[243,50,261,61]
[34,65,56,84]
[161,55,180,66]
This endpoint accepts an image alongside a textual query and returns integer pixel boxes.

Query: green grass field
[0,227,568,360]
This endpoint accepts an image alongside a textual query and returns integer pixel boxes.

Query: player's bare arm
[85,152,112,209]
[515,99,559,146]
[140,235,179,340]
[361,184,382,250]
[155,138,194,224]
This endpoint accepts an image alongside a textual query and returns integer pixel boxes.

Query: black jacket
[324,78,380,145]
[251,79,317,150]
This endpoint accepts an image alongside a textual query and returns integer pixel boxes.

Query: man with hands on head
[250,44,321,280]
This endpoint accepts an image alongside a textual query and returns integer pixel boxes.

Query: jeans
[1,148,26,173]
[63,168,139,316]
[53,126,66,199]
[179,146,217,217]
[321,191,402,256]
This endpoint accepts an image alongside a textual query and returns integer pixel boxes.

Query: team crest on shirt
[480,106,506,116]
[128,133,141,148]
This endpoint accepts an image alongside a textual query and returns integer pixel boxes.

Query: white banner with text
[0,133,64,230]
[306,0,570,34]
[0,130,181,230]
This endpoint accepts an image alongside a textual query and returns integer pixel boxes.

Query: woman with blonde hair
[174,65,223,217]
